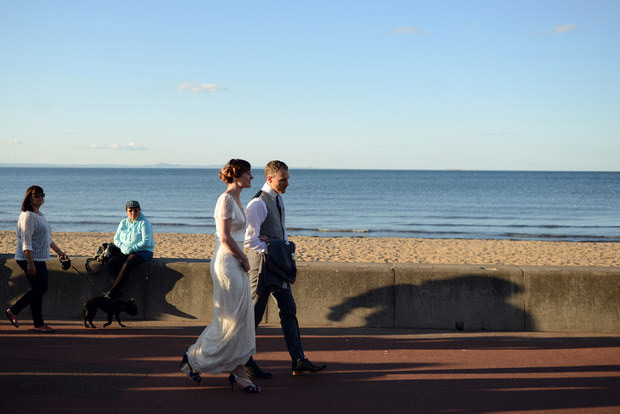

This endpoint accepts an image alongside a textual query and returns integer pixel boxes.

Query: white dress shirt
[244,182,288,253]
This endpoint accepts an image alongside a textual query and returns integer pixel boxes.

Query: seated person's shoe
[245,357,272,379]
[292,358,327,376]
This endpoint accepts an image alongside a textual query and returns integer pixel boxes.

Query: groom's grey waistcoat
[257,191,285,241]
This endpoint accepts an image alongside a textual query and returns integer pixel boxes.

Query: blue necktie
[275,194,282,216]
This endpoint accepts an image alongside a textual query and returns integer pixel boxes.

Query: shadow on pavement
[1,322,619,413]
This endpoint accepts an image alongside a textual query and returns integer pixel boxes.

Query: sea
[1,167,618,242]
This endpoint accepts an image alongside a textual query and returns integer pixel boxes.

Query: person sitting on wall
[106,200,154,299]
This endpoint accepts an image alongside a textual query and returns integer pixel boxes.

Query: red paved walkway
[1,321,619,413]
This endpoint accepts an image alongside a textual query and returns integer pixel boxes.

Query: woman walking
[5,185,68,332]
[180,159,260,393]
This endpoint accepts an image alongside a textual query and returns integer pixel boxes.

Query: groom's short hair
[265,160,288,178]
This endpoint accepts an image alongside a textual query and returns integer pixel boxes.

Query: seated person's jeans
[107,251,152,295]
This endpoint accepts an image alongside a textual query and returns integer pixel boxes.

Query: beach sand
[1,230,618,267]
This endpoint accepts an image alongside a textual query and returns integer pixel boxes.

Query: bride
[180,159,260,393]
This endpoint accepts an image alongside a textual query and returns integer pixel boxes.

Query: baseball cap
[126,200,141,209]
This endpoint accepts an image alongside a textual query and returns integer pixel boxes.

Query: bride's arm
[218,216,250,272]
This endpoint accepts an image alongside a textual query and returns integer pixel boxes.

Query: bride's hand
[240,256,250,272]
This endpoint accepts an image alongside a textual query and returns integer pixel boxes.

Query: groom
[244,160,327,377]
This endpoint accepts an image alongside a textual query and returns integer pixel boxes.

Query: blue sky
[1,0,619,171]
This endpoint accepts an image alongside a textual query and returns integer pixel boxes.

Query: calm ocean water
[1,167,618,242]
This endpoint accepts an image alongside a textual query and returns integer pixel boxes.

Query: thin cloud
[89,142,148,151]
[1,139,24,145]
[391,27,431,37]
[530,24,579,38]
[554,24,578,35]
[177,82,224,93]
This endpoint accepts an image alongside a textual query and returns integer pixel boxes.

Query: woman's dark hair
[21,185,44,212]
[219,159,251,183]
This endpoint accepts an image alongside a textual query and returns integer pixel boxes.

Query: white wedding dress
[186,193,255,374]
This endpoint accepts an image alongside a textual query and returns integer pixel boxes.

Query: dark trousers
[12,260,49,327]
[247,249,304,362]
[107,253,145,294]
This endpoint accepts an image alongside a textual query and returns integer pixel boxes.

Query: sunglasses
[32,193,45,198]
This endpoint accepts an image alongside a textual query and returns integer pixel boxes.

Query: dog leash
[62,259,108,296]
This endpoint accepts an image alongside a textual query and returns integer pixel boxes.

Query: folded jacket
[257,240,297,293]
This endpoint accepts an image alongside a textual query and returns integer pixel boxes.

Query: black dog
[83,296,138,328]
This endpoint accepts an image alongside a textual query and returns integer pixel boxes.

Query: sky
[1,0,619,171]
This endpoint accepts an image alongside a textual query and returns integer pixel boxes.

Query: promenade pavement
[1,320,619,414]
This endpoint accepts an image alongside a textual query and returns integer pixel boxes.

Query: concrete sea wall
[1,255,618,332]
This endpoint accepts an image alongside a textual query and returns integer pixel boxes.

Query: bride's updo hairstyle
[219,159,251,183]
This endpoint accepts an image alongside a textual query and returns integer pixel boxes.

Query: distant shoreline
[1,164,618,172]
[1,230,618,267]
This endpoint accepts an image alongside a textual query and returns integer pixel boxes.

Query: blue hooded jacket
[113,213,154,255]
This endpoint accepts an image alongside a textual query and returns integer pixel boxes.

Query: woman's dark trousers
[11,260,49,328]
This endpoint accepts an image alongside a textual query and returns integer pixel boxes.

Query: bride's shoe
[228,373,261,393]
[179,354,201,383]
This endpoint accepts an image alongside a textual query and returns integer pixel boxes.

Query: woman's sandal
[228,373,261,393]
[179,354,202,383]
[5,309,19,328]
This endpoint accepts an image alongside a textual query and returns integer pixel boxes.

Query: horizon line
[0,163,618,173]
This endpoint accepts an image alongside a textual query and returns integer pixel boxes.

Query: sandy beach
[1,230,617,267]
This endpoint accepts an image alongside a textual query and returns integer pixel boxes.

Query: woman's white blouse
[15,211,54,261]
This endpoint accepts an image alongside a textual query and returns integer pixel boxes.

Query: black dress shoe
[245,357,273,379]
[292,358,327,376]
